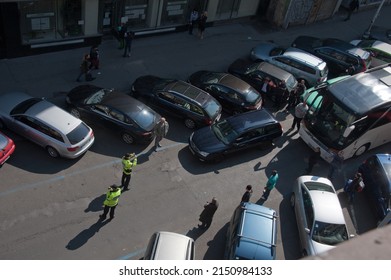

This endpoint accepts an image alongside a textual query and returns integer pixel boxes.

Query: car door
[11,115,49,146]
[247,71,267,92]
[89,104,113,128]
[155,91,186,118]
[269,56,292,73]
[316,47,349,75]
[301,188,315,254]
[107,107,133,135]
[205,84,235,112]
[226,129,263,154]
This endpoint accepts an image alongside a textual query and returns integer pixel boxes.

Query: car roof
[284,47,325,67]
[153,231,193,260]
[227,109,278,132]
[165,80,212,105]
[258,62,296,81]
[299,176,345,224]
[235,202,277,259]
[218,73,253,92]
[102,92,150,115]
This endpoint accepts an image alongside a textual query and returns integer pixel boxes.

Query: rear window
[245,89,261,103]
[66,122,90,144]
[203,99,221,119]
[130,108,157,130]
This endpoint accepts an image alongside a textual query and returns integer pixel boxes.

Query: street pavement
[0,5,390,260]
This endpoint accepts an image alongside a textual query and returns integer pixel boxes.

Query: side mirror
[343,125,355,138]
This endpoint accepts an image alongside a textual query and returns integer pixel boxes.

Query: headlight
[199,151,209,157]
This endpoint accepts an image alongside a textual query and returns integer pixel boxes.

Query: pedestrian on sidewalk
[123,31,134,57]
[261,170,279,201]
[305,147,321,173]
[121,152,137,191]
[198,11,208,39]
[241,185,253,204]
[99,184,121,220]
[76,54,94,82]
[198,197,218,229]
[285,79,306,113]
[290,101,308,131]
[89,45,100,71]
[344,172,364,203]
[188,8,199,35]
[154,117,169,151]
[344,0,359,21]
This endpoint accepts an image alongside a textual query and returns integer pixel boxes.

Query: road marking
[0,142,185,197]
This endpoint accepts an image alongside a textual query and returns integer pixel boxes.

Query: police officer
[100,184,121,220]
[121,153,137,191]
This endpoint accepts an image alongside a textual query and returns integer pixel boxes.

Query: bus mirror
[343,125,355,137]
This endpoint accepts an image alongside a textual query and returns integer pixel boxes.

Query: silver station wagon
[0,92,95,159]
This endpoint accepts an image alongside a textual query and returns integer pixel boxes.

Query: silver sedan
[290,175,351,257]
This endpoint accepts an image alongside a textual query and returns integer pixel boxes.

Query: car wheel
[184,118,196,129]
[290,193,295,208]
[70,107,81,119]
[122,133,134,144]
[354,144,369,157]
[46,146,60,158]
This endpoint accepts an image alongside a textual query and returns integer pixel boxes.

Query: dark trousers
[291,116,303,130]
[121,173,131,190]
[189,21,196,34]
[262,187,272,200]
[123,43,132,57]
[101,205,116,219]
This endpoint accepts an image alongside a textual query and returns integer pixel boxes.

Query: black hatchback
[358,154,391,222]
[188,109,282,162]
[130,75,222,129]
[66,84,161,144]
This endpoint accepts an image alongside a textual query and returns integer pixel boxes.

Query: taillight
[205,119,212,125]
[67,146,79,152]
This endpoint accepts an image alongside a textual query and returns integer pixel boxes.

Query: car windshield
[66,122,90,144]
[203,99,221,119]
[85,89,111,104]
[10,98,42,115]
[212,119,238,145]
[245,89,261,103]
[312,221,348,246]
[128,107,156,130]
[304,182,335,193]
[202,72,219,84]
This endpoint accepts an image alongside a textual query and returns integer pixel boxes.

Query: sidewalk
[0,4,389,99]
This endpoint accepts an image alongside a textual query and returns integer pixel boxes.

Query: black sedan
[66,85,161,144]
[228,59,298,103]
[188,109,282,162]
[188,71,262,114]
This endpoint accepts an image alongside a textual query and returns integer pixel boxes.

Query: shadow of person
[185,226,205,241]
[65,219,111,250]
[136,146,155,164]
[84,194,106,213]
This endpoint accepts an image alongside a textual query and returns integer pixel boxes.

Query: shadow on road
[66,218,111,250]
[84,194,106,213]
[203,223,229,260]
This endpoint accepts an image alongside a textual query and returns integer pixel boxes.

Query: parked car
[362,25,391,44]
[188,109,282,162]
[350,39,391,68]
[0,92,94,158]
[188,70,262,114]
[225,202,278,260]
[290,176,351,257]
[0,131,15,167]
[291,36,372,76]
[66,85,161,144]
[250,42,328,86]
[143,231,195,260]
[358,154,391,223]
[228,59,298,103]
[130,75,222,129]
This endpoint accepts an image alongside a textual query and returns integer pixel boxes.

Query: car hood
[188,70,209,88]
[251,42,281,60]
[310,239,335,256]
[228,58,253,75]
[66,85,105,105]
[191,126,227,153]
[132,75,174,95]
[291,36,320,50]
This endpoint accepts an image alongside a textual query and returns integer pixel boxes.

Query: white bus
[299,64,391,162]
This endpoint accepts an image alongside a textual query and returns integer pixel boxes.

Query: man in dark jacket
[241,185,253,204]
[344,0,359,21]
[198,198,218,229]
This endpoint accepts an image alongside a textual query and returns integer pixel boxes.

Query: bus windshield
[304,88,358,149]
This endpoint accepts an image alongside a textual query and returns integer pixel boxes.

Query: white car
[350,39,391,68]
[290,176,351,257]
[0,92,94,159]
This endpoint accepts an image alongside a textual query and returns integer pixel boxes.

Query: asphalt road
[0,7,390,259]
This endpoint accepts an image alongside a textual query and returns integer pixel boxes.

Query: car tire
[290,193,295,208]
[122,133,134,144]
[46,146,60,158]
[354,144,369,157]
[184,118,196,129]
[70,107,81,119]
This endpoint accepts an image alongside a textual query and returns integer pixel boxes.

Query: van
[224,202,278,260]
[143,231,195,260]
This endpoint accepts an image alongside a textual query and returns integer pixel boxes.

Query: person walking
[241,185,253,204]
[327,150,344,180]
[123,31,134,57]
[290,101,308,131]
[305,147,321,173]
[198,197,218,229]
[99,184,122,220]
[154,117,169,151]
[188,8,199,35]
[344,172,364,203]
[121,152,137,191]
[198,11,208,39]
[76,54,94,82]
[286,79,306,113]
[89,45,100,71]
[261,170,279,201]
[344,0,359,21]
